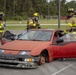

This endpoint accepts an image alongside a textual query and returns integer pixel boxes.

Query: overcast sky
[67,0,76,2]
[67,0,71,2]
[47,0,76,3]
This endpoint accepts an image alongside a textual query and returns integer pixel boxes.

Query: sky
[47,0,76,3]
[67,0,76,2]
[67,0,72,2]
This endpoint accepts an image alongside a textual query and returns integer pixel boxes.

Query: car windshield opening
[18,30,52,41]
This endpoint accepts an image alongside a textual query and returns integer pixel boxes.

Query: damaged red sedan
[0,29,76,68]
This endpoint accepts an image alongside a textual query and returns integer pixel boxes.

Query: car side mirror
[56,39,63,43]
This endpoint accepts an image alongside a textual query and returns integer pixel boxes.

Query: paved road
[7,23,67,26]
[0,59,76,75]
[0,30,76,75]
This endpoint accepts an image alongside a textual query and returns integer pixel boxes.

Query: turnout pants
[0,32,3,40]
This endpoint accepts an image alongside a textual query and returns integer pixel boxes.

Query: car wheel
[39,56,45,65]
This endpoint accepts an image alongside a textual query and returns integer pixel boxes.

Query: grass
[6,19,66,24]
[5,19,67,30]
[5,25,66,30]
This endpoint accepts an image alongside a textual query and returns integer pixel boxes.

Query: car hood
[0,40,50,51]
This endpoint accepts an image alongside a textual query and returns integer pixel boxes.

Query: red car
[0,29,76,68]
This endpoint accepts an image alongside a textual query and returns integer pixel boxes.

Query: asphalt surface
[0,30,76,75]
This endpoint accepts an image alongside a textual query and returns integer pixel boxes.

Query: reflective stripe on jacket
[0,22,4,32]
[68,23,76,27]
[67,15,76,27]
[64,30,68,34]
[0,30,4,32]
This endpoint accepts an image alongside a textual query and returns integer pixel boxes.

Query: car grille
[0,62,18,65]
[0,55,23,61]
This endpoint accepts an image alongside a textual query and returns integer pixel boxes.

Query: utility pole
[48,3,49,16]
[47,0,51,17]
[13,0,16,16]
[58,0,60,29]
[4,0,6,15]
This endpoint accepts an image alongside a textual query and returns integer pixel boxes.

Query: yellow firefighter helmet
[67,8,74,13]
[34,13,38,16]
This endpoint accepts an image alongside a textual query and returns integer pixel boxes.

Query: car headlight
[24,58,34,62]
[19,51,29,55]
[0,49,5,54]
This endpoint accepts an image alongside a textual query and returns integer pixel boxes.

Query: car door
[52,30,62,58]
[53,33,76,58]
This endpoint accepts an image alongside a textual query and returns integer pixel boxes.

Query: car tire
[39,56,45,65]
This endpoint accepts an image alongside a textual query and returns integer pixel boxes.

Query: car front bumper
[0,54,39,68]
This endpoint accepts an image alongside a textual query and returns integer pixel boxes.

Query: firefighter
[33,13,39,24]
[65,8,76,33]
[33,12,41,29]
[27,18,37,30]
[0,12,5,40]
[27,16,41,30]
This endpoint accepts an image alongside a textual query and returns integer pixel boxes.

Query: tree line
[0,0,76,20]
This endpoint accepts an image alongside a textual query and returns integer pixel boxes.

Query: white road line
[52,64,73,75]
[7,24,67,26]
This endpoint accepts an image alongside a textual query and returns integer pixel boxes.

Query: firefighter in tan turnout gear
[27,18,37,30]
[27,13,41,30]
[65,8,76,33]
[0,12,5,40]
